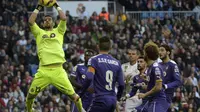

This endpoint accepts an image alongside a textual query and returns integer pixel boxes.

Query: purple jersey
[129,73,148,97]
[71,63,93,102]
[159,60,182,103]
[88,54,125,99]
[146,62,166,100]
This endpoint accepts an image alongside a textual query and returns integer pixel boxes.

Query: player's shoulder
[152,62,159,67]
[88,54,101,65]
[166,60,178,68]
[169,60,177,65]
[152,62,163,71]
[74,63,85,69]
[122,62,129,66]
[90,54,102,60]
[77,63,85,67]
[157,58,162,63]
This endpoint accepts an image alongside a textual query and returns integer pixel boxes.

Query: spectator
[99,7,110,21]
[65,10,73,25]
[18,36,27,46]
[77,6,89,25]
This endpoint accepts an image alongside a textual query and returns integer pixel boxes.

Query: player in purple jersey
[70,49,96,112]
[122,56,148,112]
[138,41,169,112]
[80,36,125,112]
[159,44,182,111]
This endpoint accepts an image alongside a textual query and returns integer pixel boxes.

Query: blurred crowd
[1,0,200,112]
[119,0,200,11]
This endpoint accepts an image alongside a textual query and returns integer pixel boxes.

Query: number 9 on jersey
[105,70,113,91]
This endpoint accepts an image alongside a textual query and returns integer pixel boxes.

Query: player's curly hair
[160,44,171,55]
[144,41,159,60]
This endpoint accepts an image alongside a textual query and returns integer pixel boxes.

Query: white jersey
[122,62,139,81]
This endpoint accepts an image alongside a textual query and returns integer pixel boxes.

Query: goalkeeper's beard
[44,22,53,30]
[44,25,52,30]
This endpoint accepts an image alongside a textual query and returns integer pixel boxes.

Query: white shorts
[125,94,142,112]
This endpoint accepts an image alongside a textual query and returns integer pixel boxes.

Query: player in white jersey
[121,48,140,112]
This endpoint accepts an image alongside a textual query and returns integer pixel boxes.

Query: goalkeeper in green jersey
[26,2,84,112]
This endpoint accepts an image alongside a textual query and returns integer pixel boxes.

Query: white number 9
[105,70,113,91]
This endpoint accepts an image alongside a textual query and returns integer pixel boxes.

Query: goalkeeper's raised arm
[28,2,43,26]
[53,2,66,21]
[28,2,44,37]
[53,2,67,35]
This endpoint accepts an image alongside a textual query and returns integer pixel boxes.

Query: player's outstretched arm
[54,2,67,34]
[29,3,43,26]
[53,2,66,21]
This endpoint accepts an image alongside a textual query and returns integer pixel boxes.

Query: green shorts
[28,66,75,96]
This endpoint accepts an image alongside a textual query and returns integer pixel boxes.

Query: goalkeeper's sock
[26,97,34,112]
[75,98,83,112]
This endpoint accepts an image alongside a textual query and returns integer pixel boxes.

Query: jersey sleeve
[129,77,138,97]
[71,65,78,77]
[30,23,42,37]
[117,63,125,101]
[88,57,97,69]
[57,20,67,35]
[166,64,182,89]
[154,67,163,82]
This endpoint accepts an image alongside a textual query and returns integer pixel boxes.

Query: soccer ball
[39,0,56,7]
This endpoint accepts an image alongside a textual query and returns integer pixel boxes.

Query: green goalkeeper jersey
[30,20,66,66]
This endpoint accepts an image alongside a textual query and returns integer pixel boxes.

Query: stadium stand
[0,0,200,112]
[119,0,200,11]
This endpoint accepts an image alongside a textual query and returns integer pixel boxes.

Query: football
[39,0,56,7]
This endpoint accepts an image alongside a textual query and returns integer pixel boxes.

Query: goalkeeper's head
[43,15,54,30]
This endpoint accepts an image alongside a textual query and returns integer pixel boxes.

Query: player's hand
[138,93,146,99]
[132,83,141,89]
[120,94,130,101]
[120,97,126,101]
[141,83,147,90]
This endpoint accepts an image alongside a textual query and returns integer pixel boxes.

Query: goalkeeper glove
[53,2,59,8]
[36,4,43,11]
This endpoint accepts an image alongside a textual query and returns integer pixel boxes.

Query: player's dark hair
[44,15,52,18]
[99,36,111,51]
[138,56,145,60]
[84,43,99,54]
[144,41,159,60]
[160,44,171,55]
